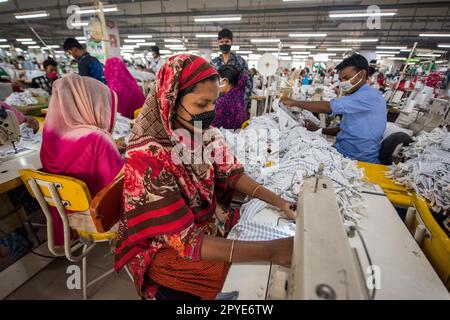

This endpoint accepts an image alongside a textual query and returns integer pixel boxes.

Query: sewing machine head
[0,107,21,151]
[267,176,369,300]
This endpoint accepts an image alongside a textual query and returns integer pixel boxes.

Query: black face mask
[219,44,231,53]
[177,103,215,130]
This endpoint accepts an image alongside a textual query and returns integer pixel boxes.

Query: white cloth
[227,199,296,241]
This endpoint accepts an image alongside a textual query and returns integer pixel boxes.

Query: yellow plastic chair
[19,169,129,300]
[134,108,142,119]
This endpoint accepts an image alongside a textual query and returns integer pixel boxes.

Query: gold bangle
[229,240,235,263]
[252,185,262,198]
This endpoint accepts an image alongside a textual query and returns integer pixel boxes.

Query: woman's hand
[269,237,294,267]
[278,200,297,220]
[115,137,127,154]
[25,117,39,134]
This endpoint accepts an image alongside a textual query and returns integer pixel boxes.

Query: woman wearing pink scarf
[40,73,124,245]
[104,57,146,119]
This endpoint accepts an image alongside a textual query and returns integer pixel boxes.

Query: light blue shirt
[330,83,387,163]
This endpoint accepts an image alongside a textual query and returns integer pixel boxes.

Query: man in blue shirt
[281,54,387,163]
[63,38,106,84]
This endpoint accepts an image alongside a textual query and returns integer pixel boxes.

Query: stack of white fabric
[389,128,450,212]
[222,112,366,240]
[5,91,38,106]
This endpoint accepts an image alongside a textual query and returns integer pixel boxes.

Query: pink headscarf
[41,73,124,245]
[104,57,146,119]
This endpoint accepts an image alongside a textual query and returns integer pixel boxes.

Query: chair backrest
[19,169,92,259]
[89,173,124,233]
[19,169,91,211]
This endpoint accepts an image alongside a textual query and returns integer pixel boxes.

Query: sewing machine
[265,175,368,300]
[223,175,450,299]
[0,107,20,152]
[408,97,450,135]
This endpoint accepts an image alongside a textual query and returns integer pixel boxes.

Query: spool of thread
[414,224,426,246]
[404,207,416,231]
[404,99,416,114]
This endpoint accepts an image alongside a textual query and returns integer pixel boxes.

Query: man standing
[31,59,59,95]
[149,46,164,75]
[63,38,106,84]
[211,28,253,107]
[281,54,387,164]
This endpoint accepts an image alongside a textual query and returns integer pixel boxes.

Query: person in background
[104,57,146,119]
[40,73,124,246]
[1,101,39,134]
[211,29,253,108]
[17,56,34,71]
[115,54,294,300]
[31,58,59,95]
[135,64,145,72]
[212,65,248,130]
[281,54,387,164]
[149,46,164,75]
[300,69,310,85]
[63,37,106,84]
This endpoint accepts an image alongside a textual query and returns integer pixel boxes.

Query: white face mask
[339,70,363,92]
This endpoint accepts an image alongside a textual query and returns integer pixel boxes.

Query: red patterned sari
[114,54,244,300]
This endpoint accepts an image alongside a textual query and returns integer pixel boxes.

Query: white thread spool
[404,99,416,114]
[405,207,416,231]
[414,224,426,246]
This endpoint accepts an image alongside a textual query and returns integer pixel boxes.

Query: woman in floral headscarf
[115,54,295,300]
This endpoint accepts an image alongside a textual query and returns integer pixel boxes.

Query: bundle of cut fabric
[389,128,450,213]
[221,112,366,240]
[5,91,38,106]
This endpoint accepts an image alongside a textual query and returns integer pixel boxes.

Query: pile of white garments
[289,106,321,127]
[5,91,38,107]
[389,128,450,212]
[221,112,366,233]
[27,88,50,99]
[113,114,133,144]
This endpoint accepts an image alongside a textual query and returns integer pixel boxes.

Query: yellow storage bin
[357,161,414,207]
[412,195,450,290]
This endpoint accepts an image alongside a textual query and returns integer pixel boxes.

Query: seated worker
[104,57,146,119]
[281,54,387,164]
[31,58,59,95]
[63,38,106,84]
[40,73,124,245]
[212,65,248,130]
[115,54,295,300]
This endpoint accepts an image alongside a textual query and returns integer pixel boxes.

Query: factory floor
[5,243,138,300]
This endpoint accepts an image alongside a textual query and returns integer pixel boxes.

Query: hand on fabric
[278,200,297,220]
[304,119,320,132]
[280,96,296,107]
[115,136,127,154]
[25,117,39,134]
[269,237,294,267]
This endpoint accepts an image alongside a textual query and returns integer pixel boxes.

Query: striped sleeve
[123,149,199,250]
